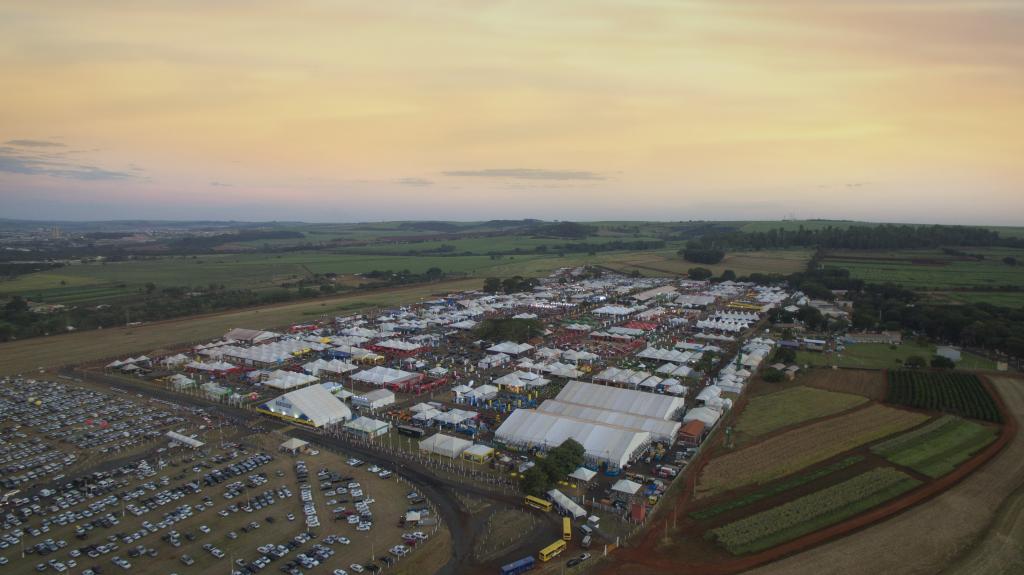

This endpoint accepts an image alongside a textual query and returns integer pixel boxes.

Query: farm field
[600,249,813,278]
[886,371,1002,422]
[0,279,479,375]
[871,415,998,478]
[820,248,1024,307]
[796,342,996,370]
[745,375,1023,575]
[800,369,887,400]
[732,386,868,445]
[689,456,865,521]
[696,404,928,498]
[709,467,922,555]
[0,252,554,304]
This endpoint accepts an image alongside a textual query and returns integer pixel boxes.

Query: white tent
[537,400,680,442]
[683,406,722,427]
[556,381,684,421]
[261,385,352,427]
[569,467,597,482]
[351,366,418,386]
[494,409,650,468]
[547,489,586,519]
[419,433,472,459]
[611,479,642,496]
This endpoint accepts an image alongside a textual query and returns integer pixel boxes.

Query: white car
[333,570,348,575]
[336,537,350,545]
[350,565,364,574]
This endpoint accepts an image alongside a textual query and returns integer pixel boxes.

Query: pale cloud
[0,1,1020,222]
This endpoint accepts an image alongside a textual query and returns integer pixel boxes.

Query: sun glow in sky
[1,1,1021,223]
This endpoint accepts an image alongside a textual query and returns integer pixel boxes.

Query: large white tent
[261,384,352,427]
[418,433,472,459]
[556,381,684,421]
[351,366,418,386]
[494,410,650,468]
[537,400,680,442]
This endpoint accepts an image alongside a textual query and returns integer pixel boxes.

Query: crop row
[689,456,864,521]
[696,404,927,498]
[870,416,957,455]
[710,467,921,555]
[887,371,1001,423]
[875,417,997,478]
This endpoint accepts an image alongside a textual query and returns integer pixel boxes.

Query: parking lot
[1,378,447,575]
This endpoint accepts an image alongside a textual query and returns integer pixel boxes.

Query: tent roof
[611,479,642,495]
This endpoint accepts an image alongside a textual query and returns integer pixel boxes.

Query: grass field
[733,386,868,445]
[871,415,998,478]
[820,248,1024,308]
[696,404,928,498]
[598,249,813,278]
[796,342,996,370]
[0,279,480,375]
[709,467,922,555]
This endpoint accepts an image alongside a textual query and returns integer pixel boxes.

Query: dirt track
[745,376,1024,575]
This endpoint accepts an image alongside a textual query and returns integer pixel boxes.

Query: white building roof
[263,385,352,427]
[556,381,684,421]
[494,409,650,468]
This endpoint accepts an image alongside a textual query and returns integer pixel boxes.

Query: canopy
[419,433,472,459]
[611,479,642,495]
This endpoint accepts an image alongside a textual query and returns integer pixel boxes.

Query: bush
[930,355,956,369]
[761,368,785,383]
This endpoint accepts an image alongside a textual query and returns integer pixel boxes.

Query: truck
[500,555,536,575]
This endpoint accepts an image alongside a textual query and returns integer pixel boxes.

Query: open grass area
[796,342,996,370]
[871,415,998,478]
[696,404,928,498]
[733,386,868,445]
[709,467,922,555]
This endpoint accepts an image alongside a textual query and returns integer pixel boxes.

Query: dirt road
[746,376,1024,575]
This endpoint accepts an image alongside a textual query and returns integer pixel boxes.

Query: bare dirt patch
[801,368,887,400]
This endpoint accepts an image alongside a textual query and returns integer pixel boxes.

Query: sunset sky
[1,1,1021,223]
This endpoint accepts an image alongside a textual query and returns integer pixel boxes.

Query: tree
[931,355,956,369]
[719,269,736,281]
[424,267,444,281]
[520,466,549,497]
[688,267,713,280]
[761,368,785,383]
[483,277,502,293]
[904,355,927,369]
[773,347,796,364]
[1003,256,1017,266]
[4,296,29,316]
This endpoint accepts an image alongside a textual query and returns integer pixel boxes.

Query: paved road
[68,368,540,575]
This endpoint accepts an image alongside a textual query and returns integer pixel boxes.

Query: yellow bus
[538,539,567,562]
[562,517,572,541]
[524,495,552,512]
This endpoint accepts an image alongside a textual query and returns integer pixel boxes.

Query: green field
[821,248,1024,309]
[689,456,865,521]
[734,387,868,444]
[871,416,998,478]
[710,467,922,555]
[796,342,996,370]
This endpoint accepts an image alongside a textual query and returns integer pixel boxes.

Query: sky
[1,0,1022,224]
